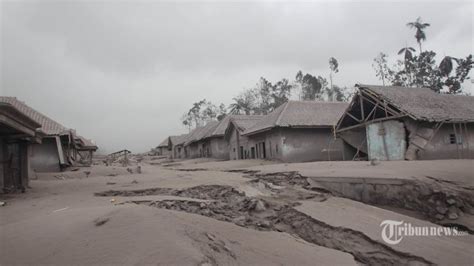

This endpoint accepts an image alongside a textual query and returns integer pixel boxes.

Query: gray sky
[1,0,472,153]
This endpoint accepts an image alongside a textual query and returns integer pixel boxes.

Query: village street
[1,157,473,265]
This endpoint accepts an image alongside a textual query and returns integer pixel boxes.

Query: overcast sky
[1,0,472,153]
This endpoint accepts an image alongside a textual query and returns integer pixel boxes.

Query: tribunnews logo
[380,220,468,245]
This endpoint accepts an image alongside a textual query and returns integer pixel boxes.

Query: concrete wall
[341,118,474,161]
[157,147,171,157]
[209,137,229,160]
[30,138,60,172]
[229,128,239,160]
[185,143,200,158]
[172,145,185,159]
[407,121,474,160]
[246,127,345,163]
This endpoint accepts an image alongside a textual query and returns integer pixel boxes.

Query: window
[449,134,462,144]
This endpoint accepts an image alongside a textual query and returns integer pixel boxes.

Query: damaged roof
[0,96,68,135]
[75,135,98,150]
[243,101,349,136]
[358,84,474,122]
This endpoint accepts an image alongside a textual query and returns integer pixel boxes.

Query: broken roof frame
[0,102,43,143]
[335,84,474,134]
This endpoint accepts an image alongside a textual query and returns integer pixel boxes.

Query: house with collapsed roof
[224,115,263,160]
[0,97,98,173]
[335,84,474,161]
[1,102,42,192]
[241,101,349,162]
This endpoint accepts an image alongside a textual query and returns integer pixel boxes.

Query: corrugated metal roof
[0,96,68,135]
[243,101,348,135]
[358,84,474,122]
[229,115,264,132]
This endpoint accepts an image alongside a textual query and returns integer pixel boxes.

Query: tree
[377,17,472,94]
[406,17,430,53]
[295,70,304,100]
[181,99,225,129]
[372,52,393,85]
[229,89,257,115]
[328,57,339,101]
[271,78,293,109]
[254,78,272,114]
[301,73,323,100]
[439,55,473,94]
[390,51,473,93]
[217,103,227,121]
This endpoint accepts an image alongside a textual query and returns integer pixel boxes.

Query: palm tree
[407,17,430,53]
[328,57,339,101]
[229,90,256,115]
[398,46,416,62]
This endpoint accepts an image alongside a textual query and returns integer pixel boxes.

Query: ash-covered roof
[358,84,474,122]
[229,115,263,132]
[206,115,258,138]
[184,120,219,145]
[0,96,68,135]
[169,133,189,146]
[243,101,349,135]
[157,137,170,148]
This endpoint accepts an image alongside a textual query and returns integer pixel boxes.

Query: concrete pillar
[20,142,28,189]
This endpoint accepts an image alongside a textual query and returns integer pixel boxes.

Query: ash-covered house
[335,84,474,161]
[197,116,236,160]
[156,138,172,157]
[0,102,42,192]
[241,101,349,162]
[224,115,263,160]
[183,121,219,158]
[169,134,189,159]
[0,97,98,172]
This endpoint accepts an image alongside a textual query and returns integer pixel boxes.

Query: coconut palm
[398,46,416,63]
[407,17,430,53]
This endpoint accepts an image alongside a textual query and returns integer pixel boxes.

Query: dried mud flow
[246,171,474,231]
[96,183,432,265]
